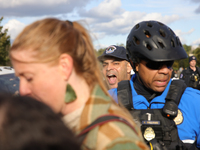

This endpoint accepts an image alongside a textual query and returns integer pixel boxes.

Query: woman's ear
[59,54,73,81]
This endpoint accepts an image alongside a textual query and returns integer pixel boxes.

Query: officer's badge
[143,127,155,141]
[195,75,198,81]
[173,109,183,125]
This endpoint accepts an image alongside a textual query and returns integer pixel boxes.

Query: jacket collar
[130,74,172,109]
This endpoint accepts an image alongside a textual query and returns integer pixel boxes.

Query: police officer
[109,20,200,149]
[180,56,200,90]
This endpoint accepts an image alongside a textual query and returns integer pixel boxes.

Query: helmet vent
[135,24,140,29]
[144,30,151,38]
[147,23,152,27]
[133,36,140,45]
[158,41,165,48]
[176,37,182,47]
[146,43,152,50]
[168,28,175,35]
[159,29,166,37]
[158,22,164,26]
[171,39,175,47]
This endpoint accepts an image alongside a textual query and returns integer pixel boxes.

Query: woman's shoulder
[82,111,149,150]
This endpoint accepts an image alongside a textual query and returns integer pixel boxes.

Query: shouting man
[98,45,132,89]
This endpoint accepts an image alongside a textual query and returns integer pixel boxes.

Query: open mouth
[107,74,117,85]
[155,79,168,86]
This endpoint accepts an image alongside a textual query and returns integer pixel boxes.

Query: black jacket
[179,67,200,90]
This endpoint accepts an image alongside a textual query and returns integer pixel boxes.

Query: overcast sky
[1,0,200,50]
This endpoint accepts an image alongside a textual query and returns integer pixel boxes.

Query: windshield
[0,73,19,95]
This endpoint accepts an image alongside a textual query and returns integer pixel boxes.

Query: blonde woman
[10,18,149,150]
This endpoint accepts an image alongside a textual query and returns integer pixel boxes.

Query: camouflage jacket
[73,85,149,150]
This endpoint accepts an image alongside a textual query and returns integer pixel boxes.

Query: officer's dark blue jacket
[109,74,200,148]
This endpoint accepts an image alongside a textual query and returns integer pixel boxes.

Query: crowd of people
[108,20,200,150]
[1,18,200,150]
[8,18,149,150]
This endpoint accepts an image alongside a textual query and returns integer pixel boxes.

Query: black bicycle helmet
[126,20,188,63]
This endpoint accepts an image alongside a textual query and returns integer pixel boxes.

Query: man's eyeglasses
[145,60,174,70]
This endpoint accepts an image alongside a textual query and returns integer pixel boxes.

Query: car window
[0,73,19,95]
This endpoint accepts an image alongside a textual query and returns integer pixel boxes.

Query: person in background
[171,69,178,79]
[109,20,200,149]
[178,67,183,77]
[98,45,132,89]
[180,56,200,90]
[0,94,81,150]
[9,18,149,150]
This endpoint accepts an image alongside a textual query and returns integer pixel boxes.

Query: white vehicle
[0,66,19,95]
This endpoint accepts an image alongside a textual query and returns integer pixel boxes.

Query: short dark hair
[0,94,81,150]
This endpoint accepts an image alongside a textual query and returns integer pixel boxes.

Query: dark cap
[98,45,128,61]
[189,56,196,62]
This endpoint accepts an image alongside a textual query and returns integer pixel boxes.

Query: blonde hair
[10,18,109,94]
